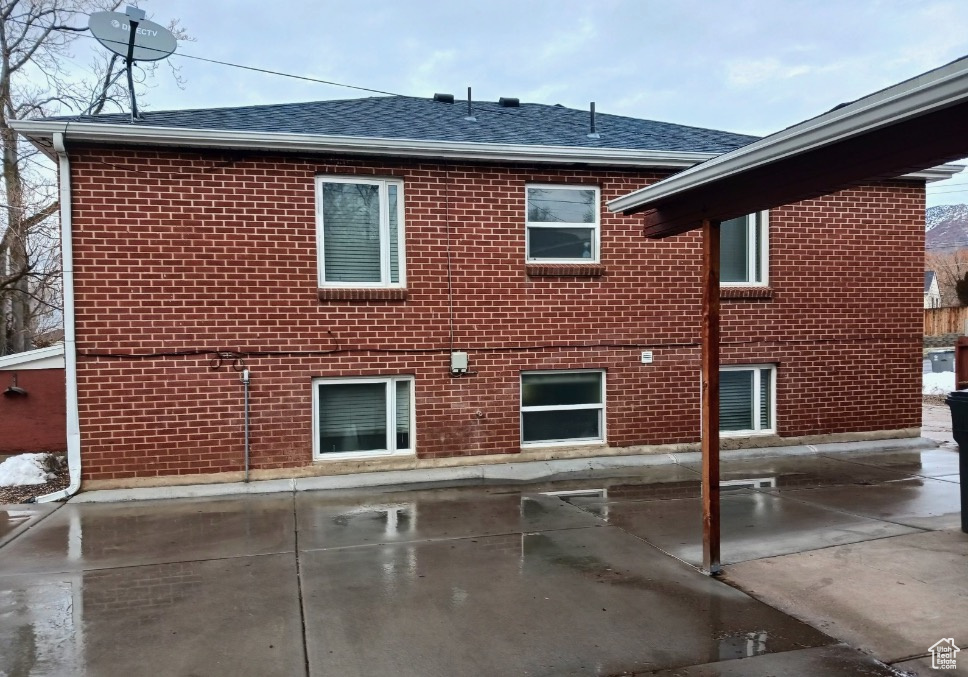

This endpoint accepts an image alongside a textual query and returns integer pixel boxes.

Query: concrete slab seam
[0,503,63,550]
[291,492,312,677]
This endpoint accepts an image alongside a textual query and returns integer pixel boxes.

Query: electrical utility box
[450,351,469,374]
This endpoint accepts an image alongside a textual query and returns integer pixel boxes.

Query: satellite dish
[88,11,177,62]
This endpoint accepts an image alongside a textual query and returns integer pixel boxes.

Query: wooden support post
[701,218,722,575]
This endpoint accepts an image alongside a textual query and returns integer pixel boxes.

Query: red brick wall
[0,368,67,453]
[67,147,923,480]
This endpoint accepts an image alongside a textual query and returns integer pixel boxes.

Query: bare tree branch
[0,0,190,353]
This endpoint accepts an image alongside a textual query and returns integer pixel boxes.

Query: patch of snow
[0,453,55,487]
[923,370,955,396]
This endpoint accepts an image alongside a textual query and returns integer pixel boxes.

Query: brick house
[0,344,66,455]
[12,95,960,490]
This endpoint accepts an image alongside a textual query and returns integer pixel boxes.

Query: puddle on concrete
[715,630,770,659]
[331,502,417,538]
[298,526,833,675]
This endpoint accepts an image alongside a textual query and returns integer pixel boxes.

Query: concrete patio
[1,425,964,676]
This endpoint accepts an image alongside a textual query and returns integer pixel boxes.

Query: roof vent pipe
[434,93,455,104]
[587,102,600,139]
[464,86,476,122]
[499,97,520,108]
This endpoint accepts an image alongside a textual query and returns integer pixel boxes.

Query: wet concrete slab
[680,453,914,491]
[725,529,968,665]
[295,489,605,551]
[299,524,833,677]
[0,503,59,548]
[0,494,295,574]
[643,643,905,676]
[826,447,961,479]
[2,445,963,676]
[0,553,306,677]
[769,477,963,530]
[593,490,920,566]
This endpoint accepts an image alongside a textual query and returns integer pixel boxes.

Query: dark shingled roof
[925,270,937,292]
[47,96,758,154]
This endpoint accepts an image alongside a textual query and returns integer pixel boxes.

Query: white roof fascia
[0,344,65,370]
[9,119,717,169]
[607,55,968,213]
[904,163,965,182]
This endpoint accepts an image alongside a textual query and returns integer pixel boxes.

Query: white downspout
[37,131,80,502]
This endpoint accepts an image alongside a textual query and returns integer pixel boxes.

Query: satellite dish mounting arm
[87,7,177,120]
[123,6,146,122]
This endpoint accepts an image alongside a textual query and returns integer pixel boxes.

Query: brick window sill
[526,263,606,278]
[317,288,408,301]
[720,286,773,300]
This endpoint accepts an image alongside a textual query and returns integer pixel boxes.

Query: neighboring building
[0,344,66,454]
[924,270,942,308]
[11,96,961,487]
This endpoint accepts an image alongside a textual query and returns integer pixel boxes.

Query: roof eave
[905,163,965,182]
[9,119,719,169]
[607,54,968,214]
[0,343,65,369]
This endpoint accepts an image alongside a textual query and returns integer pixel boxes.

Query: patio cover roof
[607,54,968,237]
[605,53,968,574]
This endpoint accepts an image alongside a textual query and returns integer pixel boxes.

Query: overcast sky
[69,0,968,206]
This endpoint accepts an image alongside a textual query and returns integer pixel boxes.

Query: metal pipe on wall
[241,368,250,482]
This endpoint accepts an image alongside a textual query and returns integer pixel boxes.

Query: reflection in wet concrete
[684,454,918,491]
[0,555,304,677]
[0,505,58,547]
[296,491,604,551]
[1,450,956,676]
[829,448,960,478]
[716,630,769,660]
[0,496,295,574]
[773,476,963,530]
[331,502,417,538]
[541,489,610,520]
[595,489,921,566]
[300,526,831,676]
[0,578,83,677]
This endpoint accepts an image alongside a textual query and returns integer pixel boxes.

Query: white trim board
[0,344,65,370]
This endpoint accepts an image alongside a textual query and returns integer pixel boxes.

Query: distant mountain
[926,204,968,249]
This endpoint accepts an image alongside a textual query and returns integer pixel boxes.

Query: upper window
[526,185,600,262]
[521,370,605,445]
[720,365,775,436]
[720,212,768,286]
[317,177,404,287]
[313,376,413,458]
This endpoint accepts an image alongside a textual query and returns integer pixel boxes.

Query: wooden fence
[924,306,968,336]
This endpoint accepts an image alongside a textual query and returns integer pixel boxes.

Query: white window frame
[312,375,415,460]
[316,176,406,288]
[719,364,776,437]
[720,211,769,287]
[525,184,601,263]
[520,369,606,447]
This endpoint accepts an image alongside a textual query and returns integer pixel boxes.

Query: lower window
[521,370,605,445]
[720,365,775,435]
[313,376,413,458]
